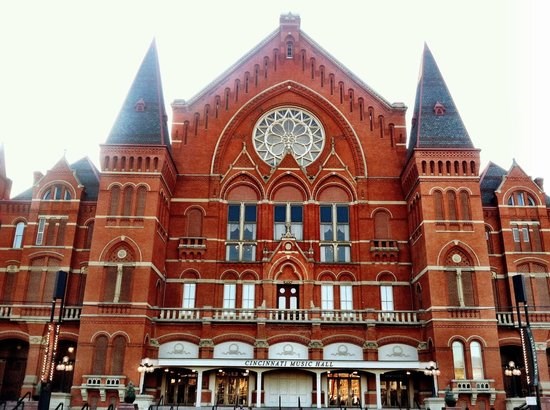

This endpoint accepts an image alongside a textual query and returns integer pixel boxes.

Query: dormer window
[507,191,537,206]
[42,184,72,200]
[433,102,446,116]
[135,98,146,112]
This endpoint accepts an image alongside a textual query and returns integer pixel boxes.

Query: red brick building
[0,13,549,410]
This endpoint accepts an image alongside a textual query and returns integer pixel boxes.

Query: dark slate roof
[11,187,32,200]
[408,44,473,153]
[479,162,507,206]
[11,157,100,201]
[106,40,170,148]
[71,157,100,201]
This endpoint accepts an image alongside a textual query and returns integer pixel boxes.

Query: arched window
[111,336,126,375]
[103,245,134,303]
[508,191,537,206]
[447,191,458,220]
[446,248,475,307]
[374,211,391,239]
[12,221,25,248]
[135,186,147,216]
[85,221,94,249]
[109,186,121,215]
[452,341,466,380]
[122,186,134,216]
[27,256,60,303]
[470,341,484,379]
[187,208,203,237]
[434,191,445,220]
[286,40,294,58]
[92,335,108,375]
[42,184,72,200]
[459,191,472,220]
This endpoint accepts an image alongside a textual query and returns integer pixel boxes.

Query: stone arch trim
[155,333,201,345]
[211,81,367,177]
[268,258,308,281]
[267,334,310,346]
[437,240,480,267]
[267,173,311,201]
[220,172,265,200]
[212,333,256,345]
[98,236,142,263]
[377,335,421,347]
[180,268,200,280]
[322,334,365,346]
[313,174,357,202]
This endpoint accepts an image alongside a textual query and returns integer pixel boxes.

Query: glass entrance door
[164,369,197,405]
[215,369,249,406]
[327,372,361,407]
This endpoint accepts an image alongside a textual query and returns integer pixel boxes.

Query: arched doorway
[0,339,29,401]
[327,370,361,407]
[381,370,412,408]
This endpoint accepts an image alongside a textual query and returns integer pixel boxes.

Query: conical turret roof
[408,44,473,152]
[106,40,170,148]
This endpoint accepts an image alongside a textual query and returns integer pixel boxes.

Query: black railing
[11,392,31,410]
[53,403,64,410]
[80,403,89,410]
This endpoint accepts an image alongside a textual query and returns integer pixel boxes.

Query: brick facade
[0,13,549,410]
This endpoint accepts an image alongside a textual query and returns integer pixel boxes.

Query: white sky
[1,0,548,197]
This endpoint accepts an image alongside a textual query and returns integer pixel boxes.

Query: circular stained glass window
[252,107,325,167]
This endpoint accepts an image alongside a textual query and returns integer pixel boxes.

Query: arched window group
[109,184,148,217]
[92,334,127,375]
[452,340,484,380]
[507,191,537,206]
[433,189,472,222]
[41,184,73,200]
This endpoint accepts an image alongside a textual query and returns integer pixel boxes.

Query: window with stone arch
[111,335,127,375]
[26,256,61,303]
[103,244,135,303]
[445,247,475,307]
[452,340,466,380]
[517,262,550,308]
[92,334,108,375]
[507,190,537,206]
[41,183,73,200]
[186,207,203,237]
[433,190,445,221]
[373,210,391,239]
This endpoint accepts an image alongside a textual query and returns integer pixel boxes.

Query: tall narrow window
[92,335,108,375]
[274,204,303,240]
[374,211,390,239]
[340,284,353,310]
[434,190,445,220]
[12,221,25,248]
[242,283,255,310]
[226,203,257,262]
[459,191,472,220]
[447,191,458,220]
[109,186,121,215]
[111,336,126,375]
[320,205,350,262]
[223,283,236,310]
[36,217,46,245]
[286,41,293,58]
[122,186,133,216]
[135,186,147,216]
[182,283,196,309]
[321,284,334,313]
[380,285,394,311]
[470,341,484,379]
[452,341,466,380]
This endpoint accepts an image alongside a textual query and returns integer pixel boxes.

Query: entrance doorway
[0,339,28,401]
[328,371,361,407]
[215,369,249,406]
[264,371,311,407]
[381,371,411,408]
[164,368,197,405]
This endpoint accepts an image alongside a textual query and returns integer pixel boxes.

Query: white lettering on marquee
[244,360,334,368]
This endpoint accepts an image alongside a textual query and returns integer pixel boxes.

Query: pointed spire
[408,44,473,152]
[0,143,6,178]
[106,40,170,148]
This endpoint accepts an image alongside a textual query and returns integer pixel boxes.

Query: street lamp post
[505,361,522,397]
[424,361,441,397]
[55,355,74,393]
[137,358,155,394]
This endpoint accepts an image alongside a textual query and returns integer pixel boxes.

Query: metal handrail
[11,391,31,410]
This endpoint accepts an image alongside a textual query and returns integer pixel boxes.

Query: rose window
[253,107,325,167]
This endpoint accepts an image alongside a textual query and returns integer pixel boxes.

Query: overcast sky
[1,0,548,197]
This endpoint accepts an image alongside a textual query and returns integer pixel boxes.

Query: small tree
[124,381,136,403]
